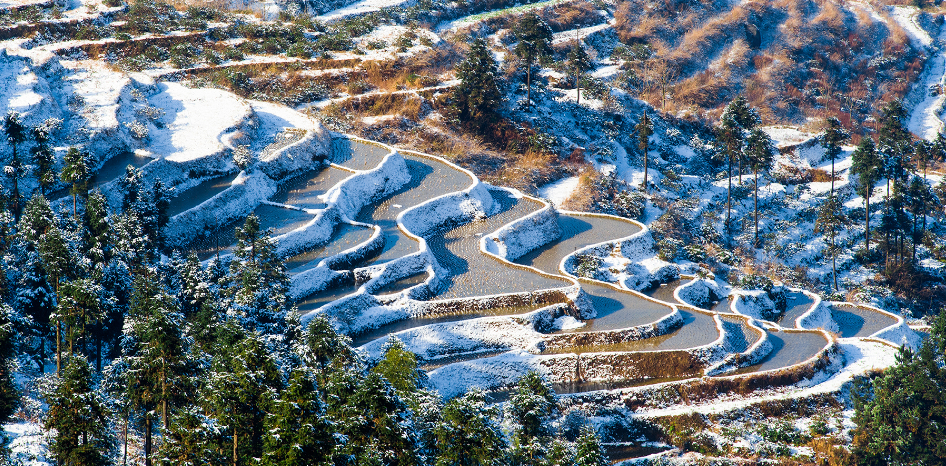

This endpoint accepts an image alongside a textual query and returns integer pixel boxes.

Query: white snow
[632,339,898,418]
[537,176,580,207]
[316,0,413,22]
[890,6,932,49]
[145,81,253,162]
[906,12,946,140]
[5,421,50,466]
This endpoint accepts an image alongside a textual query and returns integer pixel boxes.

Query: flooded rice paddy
[357,154,473,264]
[430,189,570,300]
[284,222,374,273]
[731,330,828,374]
[185,204,314,260]
[167,173,239,217]
[832,304,898,338]
[270,166,354,210]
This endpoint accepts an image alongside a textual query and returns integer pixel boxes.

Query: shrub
[574,254,602,278]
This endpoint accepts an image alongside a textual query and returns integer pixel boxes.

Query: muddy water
[643,279,686,304]
[779,291,814,328]
[731,330,828,374]
[167,173,238,217]
[51,151,154,200]
[431,189,571,300]
[562,281,673,333]
[372,273,427,295]
[550,377,693,395]
[185,204,315,260]
[296,283,359,314]
[270,166,354,210]
[711,297,733,313]
[720,315,759,354]
[331,138,390,170]
[544,309,718,353]
[351,304,546,347]
[284,222,374,273]
[517,214,641,275]
[420,350,512,372]
[832,304,898,338]
[357,154,472,264]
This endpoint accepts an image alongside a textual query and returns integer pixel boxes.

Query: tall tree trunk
[233,429,238,466]
[124,407,129,466]
[831,156,834,197]
[832,243,838,291]
[145,412,152,466]
[754,170,759,247]
[727,153,733,237]
[56,321,61,375]
[526,65,532,109]
[865,190,871,250]
[643,144,649,194]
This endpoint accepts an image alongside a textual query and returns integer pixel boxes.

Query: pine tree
[203,325,283,464]
[434,389,506,466]
[852,312,946,465]
[636,112,654,194]
[333,371,419,466]
[371,338,424,404]
[567,38,592,105]
[906,175,935,261]
[44,355,114,466]
[574,427,608,466]
[851,137,882,250]
[0,305,19,435]
[39,223,73,374]
[61,147,90,219]
[453,38,502,127]
[261,370,334,466]
[815,195,847,292]
[4,112,26,221]
[744,128,774,247]
[821,117,849,196]
[305,315,356,375]
[716,105,743,234]
[513,12,553,108]
[57,279,105,368]
[14,250,55,371]
[123,273,193,465]
[31,125,56,196]
[17,194,56,248]
[507,371,556,464]
[158,407,225,466]
[228,214,290,335]
[83,190,111,268]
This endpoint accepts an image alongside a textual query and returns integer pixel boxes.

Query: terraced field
[150,133,911,413]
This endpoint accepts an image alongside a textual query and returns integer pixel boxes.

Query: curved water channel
[168,135,901,417]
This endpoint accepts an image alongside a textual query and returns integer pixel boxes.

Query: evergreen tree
[4,112,26,221]
[333,371,419,466]
[907,175,935,261]
[39,224,73,374]
[44,355,113,466]
[744,128,774,247]
[507,371,556,464]
[371,338,424,404]
[119,165,142,212]
[83,190,111,268]
[453,38,502,128]
[852,311,946,464]
[31,124,56,196]
[14,250,55,371]
[203,326,283,464]
[61,148,90,219]
[261,370,334,466]
[434,389,506,466]
[513,12,553,108]
[821,116,849,196]
[17,194,56,248]
[725,95,760,182]
[57,279,105,366]
[158,407,225,466]
[228,214,290,336]
[122,273,193,465]
[567,38,592,105]
[0,305,18,437]
[636,112,653,194]
[851,137,882,250]
[815,195,847,292]
[574,427,608,466]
